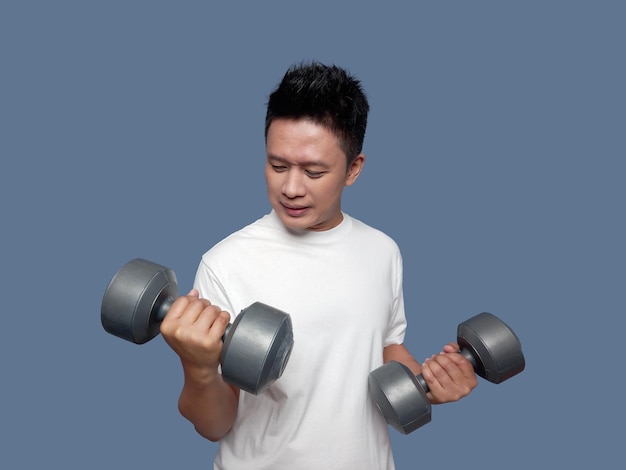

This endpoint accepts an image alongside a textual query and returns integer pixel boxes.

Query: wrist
[181,361,222,387]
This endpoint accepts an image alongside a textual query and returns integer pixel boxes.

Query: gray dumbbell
[368,312,525,434]
[101,258,294,395]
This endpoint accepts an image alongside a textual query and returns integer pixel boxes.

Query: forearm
[383,343,422,376]
[178,365,239,442]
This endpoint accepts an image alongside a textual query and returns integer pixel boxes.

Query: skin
[160,291,237,441]
[265,117,364,231]
[160,117,477,441]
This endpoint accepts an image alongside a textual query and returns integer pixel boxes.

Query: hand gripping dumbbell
[101,258,294,395]
[368,312,525,434]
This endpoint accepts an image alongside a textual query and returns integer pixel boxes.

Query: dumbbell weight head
[222,302,294,394]
[369,312,525,434]
[457,312,525,384]
[368,361,431,434]
[101,258,177,344]
[101,258,294,394]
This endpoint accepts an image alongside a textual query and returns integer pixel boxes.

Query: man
[160,62,477,469]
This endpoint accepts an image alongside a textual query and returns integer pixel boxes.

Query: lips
[282,203,309,216]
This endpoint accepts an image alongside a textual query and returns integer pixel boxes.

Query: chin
[271,203,310,229]
[278,215,313,231]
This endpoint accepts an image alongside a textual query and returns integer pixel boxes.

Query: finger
[422,356,447,387]
[433,352,467,378]
[422,359,463,403]
[420,359,435,385]
[183,298,219,325]
[434,342,475,379]
[206,310,231,344]
[190,304,224,330]
[431,353,477,394]
[423,354,464,388]
[167,296,212,323]
[162,295,191,323]
[187,288,200,298]
[438,350,477,379]
[441,342,460,354]
[162,304,222,347]
[421,359,451,404]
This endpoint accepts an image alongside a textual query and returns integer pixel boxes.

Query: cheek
[264,170,280,195]
[326,178,347,195]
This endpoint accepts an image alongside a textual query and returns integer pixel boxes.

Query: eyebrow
[267,154,330,168]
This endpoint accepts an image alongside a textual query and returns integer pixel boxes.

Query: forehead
[266,118,346,165]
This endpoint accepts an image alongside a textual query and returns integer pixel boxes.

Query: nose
[282,169,306,198]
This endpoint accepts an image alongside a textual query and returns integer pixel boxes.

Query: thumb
[442,342,461,353]
[186,288,200,298]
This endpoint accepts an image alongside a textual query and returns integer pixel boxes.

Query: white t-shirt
[194,211,407,470]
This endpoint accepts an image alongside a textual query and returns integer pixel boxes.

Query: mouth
[282,203,309,217]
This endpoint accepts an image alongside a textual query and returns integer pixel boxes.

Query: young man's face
[265,118,364,231]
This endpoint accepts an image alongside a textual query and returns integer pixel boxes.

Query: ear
[345,153,365,186]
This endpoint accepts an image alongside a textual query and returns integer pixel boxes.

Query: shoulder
[347,213,401,253]
[201,213,277,260]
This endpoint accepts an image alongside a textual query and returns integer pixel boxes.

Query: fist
[421,342,478,404]
[160,289,231,371]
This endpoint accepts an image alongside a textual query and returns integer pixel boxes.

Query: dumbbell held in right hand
[101,258,294,395]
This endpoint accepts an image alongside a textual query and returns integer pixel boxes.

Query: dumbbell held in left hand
[368,312,525,434]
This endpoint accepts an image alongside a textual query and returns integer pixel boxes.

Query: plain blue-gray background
[1,1,623,468]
